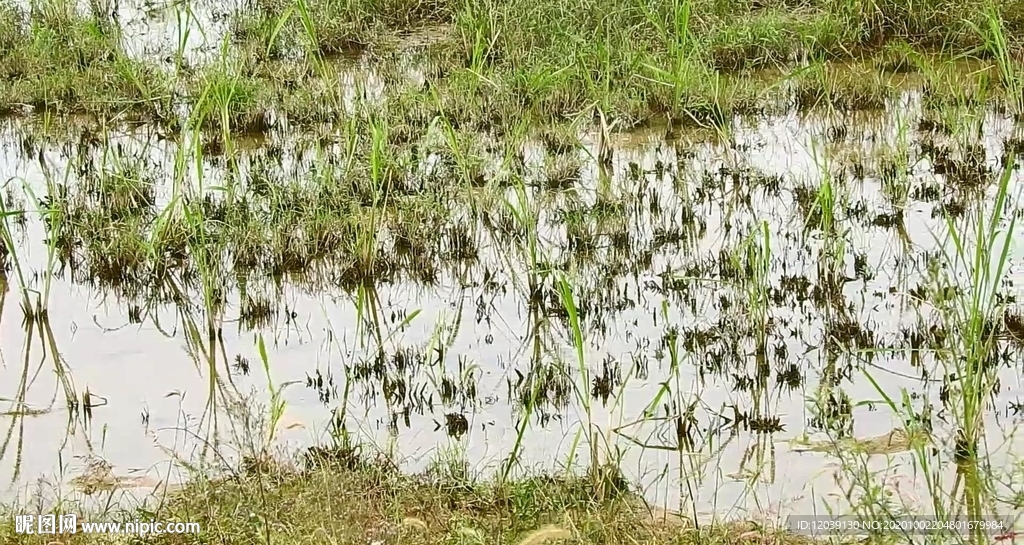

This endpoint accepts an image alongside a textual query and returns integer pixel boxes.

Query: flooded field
[2,87,1024,522]
[3,0,1024,540]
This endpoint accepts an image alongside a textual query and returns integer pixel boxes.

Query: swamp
[2,0,1024,542]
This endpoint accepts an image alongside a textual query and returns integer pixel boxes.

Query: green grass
[0,457,821,545]
[0,0,1023,129]
[0,0,169,117]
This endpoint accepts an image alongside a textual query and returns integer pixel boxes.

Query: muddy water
[2,90,1024,524]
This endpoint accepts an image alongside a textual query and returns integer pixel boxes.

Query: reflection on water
[1,87,1023,522]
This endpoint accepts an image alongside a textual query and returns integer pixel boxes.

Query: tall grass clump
[971,7,1023,117]
[192,41,271,136]
[935,163,1017,531]
[857,162,1020,543]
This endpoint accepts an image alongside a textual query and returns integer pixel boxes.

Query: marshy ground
[1,0,1024,542]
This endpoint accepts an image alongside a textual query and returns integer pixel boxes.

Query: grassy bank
[0,455,816,545]
[1,0,1024,130]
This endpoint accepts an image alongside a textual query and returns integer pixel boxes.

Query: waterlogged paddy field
[3,90,1024,522]
[3,0,1024,531]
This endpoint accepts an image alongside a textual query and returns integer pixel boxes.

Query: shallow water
[1,85,1024,527]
